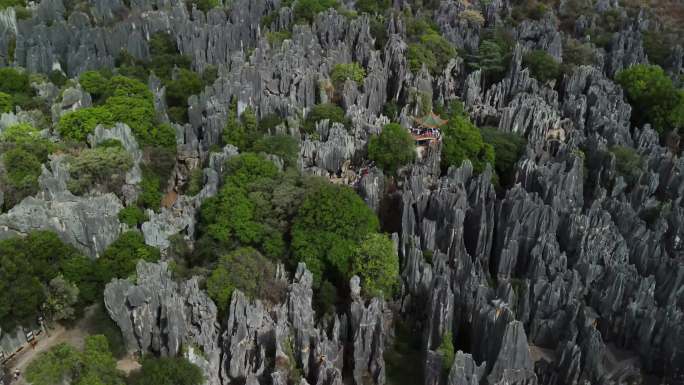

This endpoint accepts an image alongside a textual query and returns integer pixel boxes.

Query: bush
[441,103,494,174]
[355,0,389,14]
[79,70,110,101]
[469,40,507,85]
[94,231,160,289]
[408,32,456,75]
[2,147,42,206]
[185,168,204,196]
[643,31,670,67]
[66,146,134,195]
[26,335,124,385]
[58,107,114,142]
[522,50,560,83]
[480,127,527,188]
[331,62,366,86]
[562,38,595,72]
[438,332,455,376]
[615,64,684,134]
[351,233,399,298]
[291,182,379,283]
[0,91,12,113]
[138,169,163,211]
[293,0,339,24]
[609,145,643,186]
[129,357,204,385]
[165,68,203,123]
[206,247,282,312]
[368,123,415,175]
[303,103,347,134]
[259,112,284,133]
[0,67,30,95]
[252,134,300,166]
[118,206,149,228]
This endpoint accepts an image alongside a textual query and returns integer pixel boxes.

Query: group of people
[410,127,441,140]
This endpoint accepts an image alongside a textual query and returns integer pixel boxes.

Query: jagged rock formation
[104,261,389,385]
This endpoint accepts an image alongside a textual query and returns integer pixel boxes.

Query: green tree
[94,231,160,289]
[118,206,149,228]
[0,67,30,94]
[252,134,300,167]
[293,0,339,23]
[368,123,415,175]
[44,275,79,322]
[303,103,347,134]
[408,43,437,74]
[0,91,12,113]
[79,70,110,101]
[438,332,455,376]
[331,62,366,86]
[206,247,280,312]
[58,107,115,142]
[351,233,399,298]
[25,343,81,385]
[470,40,507,85]
[609,145,643,186]
[137,169,163,211]
[2,147,41,203]
[480,127,526,188]
[441,103,494,174]
[291,183,379,282]
[66,146,134,195]
[355,0,389,14]
[615,64,684,134]
[522,50,560,83]
[130,357,204,385]
[166,69,203,123]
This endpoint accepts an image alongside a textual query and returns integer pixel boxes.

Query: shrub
[522,50,560,83]
[441,103,494,174]
[94,231,160,289]
[0,67,30,95]
[480,127,527,188]
[129,357,204,385]
[2,147,42,205]
[79,70,110,100]
[562,38,595,72]
[351,233,399,298]
[293,0,339,24]
[460,9,485,25]
[408,43,436,74]
[408,32,456,75]
[303,103,347,134]
[0,91,12,113]
[291,182,379,282]
[259,112,284,133]
[185,168,204,196]
[615,64,684,134]
[643,30,670,67]
[66,146,134,195]
[469,40,507,85]
[58,107,114,142]
[138,169,163,211]
[266,31,292,47]
[206,247,281,312]
[118,206,149,228]
[252,134,300,166]
[330,62,366,86]
[368,123,415,175]
[355,0,389,14]
[609,145,643,186]
[438,332,455,376]
[165,68,203,123]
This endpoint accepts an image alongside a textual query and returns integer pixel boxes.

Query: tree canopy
[441,103,495,174]
[522,50,560,83]
[368,123,416,175]
[351,233,399,298]
[129,357,204,385]
[616,64,684,134]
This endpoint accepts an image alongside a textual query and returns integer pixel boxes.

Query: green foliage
[266,31,292,47]
[469,40,507,84]
[438,332,455,376]
[480,127,527,188]
[26,335,124,385]
[291,182,379,282]
[0,91,12,113]
[511,0,549,22]
[331,62,366,85]
[129,357,204,385]
[2,147,41,201]
[48,70,67,88]
[222,100,259,150]
[43,275,79,322]
[351,233,399,298]
[252,134,300,167]
[0,231,87,329]
[303,103,347,134]
[615,64,684,134]
[0,0,25,9]
[355,0,389,14]
[609,145,644,186]
[561,38,595,72]
[66,146,134,195]
[522,50,560,83]
[95,231,160,289]
[166,69,203,123]
[118,206,149,228]
[408,31,456,75]
[293,0,339,24]
[259,113,284,133]
[0,67,30,95]
[368,123,415,175]
[643,30,670,68]
[441,103,494,174]
[79,70,110,100]
[88,305,127,359]
[138,170,163,211]
[58,107,114,142]
[185,168,205,196]
[206,247,281,312]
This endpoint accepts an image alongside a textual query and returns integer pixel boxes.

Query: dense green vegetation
[303,103,347,134]
[616,64,684,135]
[293,0,339,23]
[330,62,366,86]
[609,145,644,186]
[480,127,527,188]
[26,335,124,385]
[206,247,282,312]
[118,206,149,228]
[438,332,455,376]
[407,31,457,75]
[351,233,399,298]
[368,123,416,175]
[522,50,561,83]
[129,357,204,385]
[441,103,495,174]
[66,145,134,196]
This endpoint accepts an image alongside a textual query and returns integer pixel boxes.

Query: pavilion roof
[415,112,447,128]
